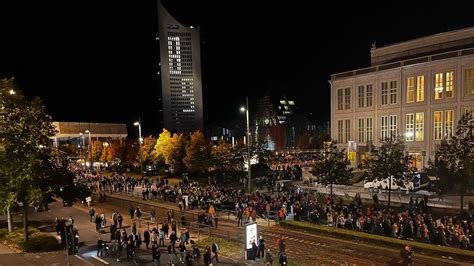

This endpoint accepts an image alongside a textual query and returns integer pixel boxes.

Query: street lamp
[85,130,91,169]
[134,121,144,178]
[8,89,16,95]
[240,96,251,192]
[79,133,85,168]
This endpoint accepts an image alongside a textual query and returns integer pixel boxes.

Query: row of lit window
[337,111,456,143]
[167,32,191,37]
[337,69,474,111]
[170,71,193,75]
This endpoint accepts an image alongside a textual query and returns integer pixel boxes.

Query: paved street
[1,191,472,265]
[100,191,474,265]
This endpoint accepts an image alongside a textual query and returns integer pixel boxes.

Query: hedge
[0,227,62,253]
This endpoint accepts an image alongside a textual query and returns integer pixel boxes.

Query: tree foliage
[163,133,187,173]
[428,112,473,197]
[312,141,352,199]
[153,129,171,164]
[367,135,411,207]
[184,130,212,174]
[0,78,80,241]
[138,135,156,165]
[90,140,103,163]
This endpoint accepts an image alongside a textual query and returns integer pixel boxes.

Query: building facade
[331,27,474,169]
[157,1,204,133]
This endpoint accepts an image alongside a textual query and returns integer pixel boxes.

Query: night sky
[1,1,473,136]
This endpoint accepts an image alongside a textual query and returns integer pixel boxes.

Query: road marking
[75,255,94,266]
[92,255,110,265]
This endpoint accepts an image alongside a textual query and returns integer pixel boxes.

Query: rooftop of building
[53,121,128,138]
[332,27,474,81]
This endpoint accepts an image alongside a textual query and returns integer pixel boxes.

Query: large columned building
[331,27,474,170]
[157,1,204,133]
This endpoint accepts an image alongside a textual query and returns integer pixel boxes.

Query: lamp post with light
[85,130,91,169]
[240,96,251,192]
[134,121,144,178]
[79,133,86,169]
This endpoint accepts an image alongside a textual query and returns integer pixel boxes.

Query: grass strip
[281,220,474,262]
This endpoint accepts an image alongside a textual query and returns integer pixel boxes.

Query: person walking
[167,243,175,265]
[129,206,135,220]
[117,213,123,228]
[265,249,274,266]
[135,207,142,227]
[178,241,187,263]
[143,229,151,249]
[126,238,135,263]
[203,245,211,266]
[258,235,266,259]
[185,250,193,266]
[159,229,165,247]
[211,240,219,263]
[89,208,95,223]
[237,208,243,227]
[279,252,288,266]
[153,245,161,266]
[400,245,413,266]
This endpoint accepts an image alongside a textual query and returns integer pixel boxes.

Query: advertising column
[245,222,258,260]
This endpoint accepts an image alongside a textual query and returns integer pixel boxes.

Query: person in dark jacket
[143,229,151,249]
[251,240,258,260]
[400,245,413,266]
[279,252,288,266]
[211,240,219,263]
[203,245,211,266]
[258,235,266,259]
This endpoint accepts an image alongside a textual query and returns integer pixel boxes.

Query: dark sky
[1,1,473,136]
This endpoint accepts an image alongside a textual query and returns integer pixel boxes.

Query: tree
[312,141,352,200]
[90,140,103,164]
[163,133,187,174]
[428,112,473,213]
[99,144,109,163]
[0,78,69,242]
[184,130,212,174]
[153,129,172,165]
[367,135,411,207]
[107,141,120,163]
[138,135,156,166]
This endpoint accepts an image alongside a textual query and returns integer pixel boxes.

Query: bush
[21,234,61,252]
[0,227,61,252]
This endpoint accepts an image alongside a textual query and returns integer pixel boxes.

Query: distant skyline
[1,1,473,136]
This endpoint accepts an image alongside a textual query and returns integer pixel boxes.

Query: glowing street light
[85,130,91,169]
[134,121,144,178]
[8,89,15,95]
[240,96,251,192]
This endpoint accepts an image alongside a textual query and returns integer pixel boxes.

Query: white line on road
[92,255,110,265]
[75,255,94,266]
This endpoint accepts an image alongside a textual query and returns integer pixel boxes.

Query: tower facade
[157,1,203,133]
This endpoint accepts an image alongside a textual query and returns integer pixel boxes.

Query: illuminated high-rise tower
[157,1,203,132]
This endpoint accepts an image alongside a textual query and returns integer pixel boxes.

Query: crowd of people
[88,204,223,265]
[70,159,473,266]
